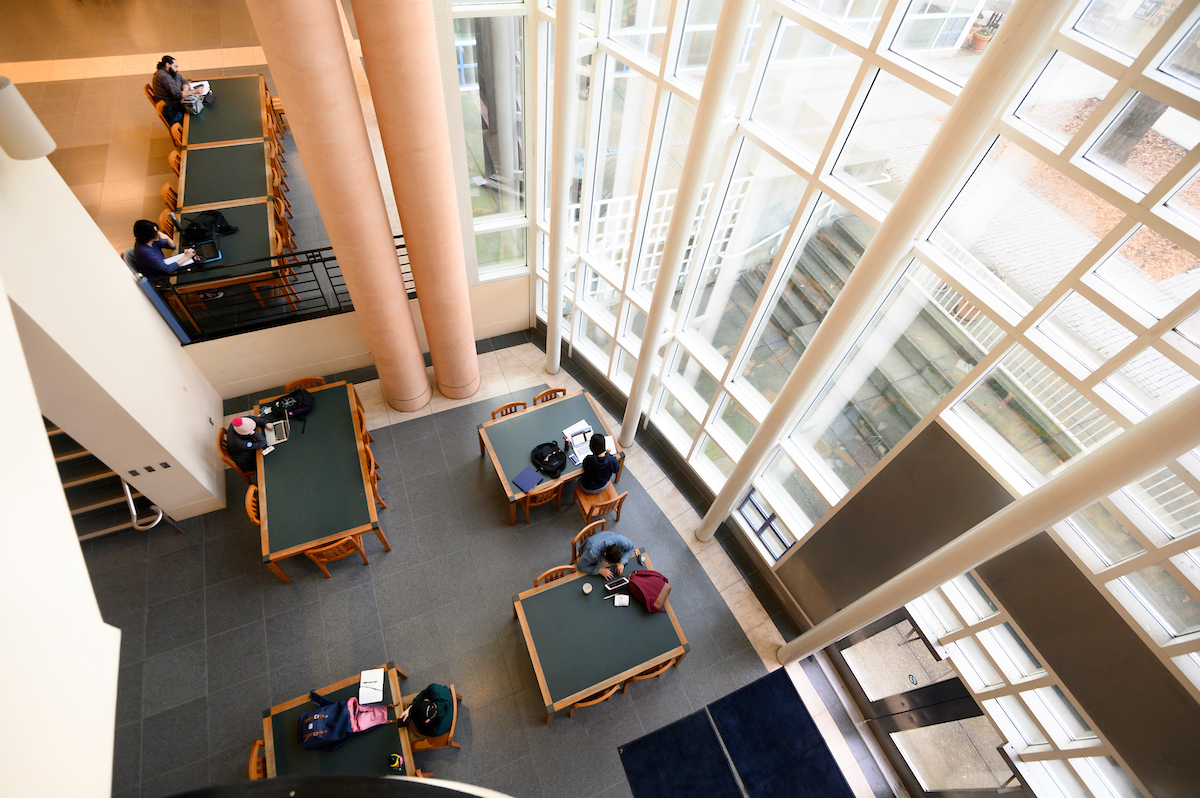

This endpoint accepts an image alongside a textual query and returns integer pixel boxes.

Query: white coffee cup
[582,583,592,595]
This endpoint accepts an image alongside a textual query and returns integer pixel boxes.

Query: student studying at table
[579,433,620,495]
[575,531,636,580]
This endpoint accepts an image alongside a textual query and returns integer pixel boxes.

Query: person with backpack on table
[579,433,620,495]
[399,684,454,738]
[151,55,203,124]
[575,531,636,580]
[227,416,274,472]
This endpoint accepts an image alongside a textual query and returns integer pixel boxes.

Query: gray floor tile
[145,590,205,658]
[265,602,327,670]
[207,621,268,692]
[269,652,332,706]
[142,640,208,717]
[112,722,142,798]
[141,758,209,798]
[112,608,147,665]
[141,696,209,781]
[91,559,148,621]
[397,433,449,481]
[473,753,544,798]
[208,742,251,789]
[117,661,144,728]
[146,543,205,605]
[205,573,264,636]
[207,674,271,747]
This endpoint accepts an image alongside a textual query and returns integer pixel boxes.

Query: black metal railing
[151,235,414,343]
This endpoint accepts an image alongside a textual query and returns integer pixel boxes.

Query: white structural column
[545,0,581,374]
[778,384,1200,664]
[695,0,1075,540]
[618,0,758,448]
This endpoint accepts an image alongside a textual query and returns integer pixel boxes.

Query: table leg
[374,526,392,552]
[509,503,516,526]
[266,561,291,584]
[545,709,554,725]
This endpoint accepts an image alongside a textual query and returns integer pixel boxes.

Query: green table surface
[269,670,401,777]
[484,393,618,498]
[259,384,374,555]
[173,202,272,286]
[184,75,264,146]
[518,559,685,704]
[179,142,267,209]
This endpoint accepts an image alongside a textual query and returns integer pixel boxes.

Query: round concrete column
[244,0,431,411]
[351,0,481,400]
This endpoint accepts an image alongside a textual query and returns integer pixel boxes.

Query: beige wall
[187,274,531,398]
[0,150,225,519]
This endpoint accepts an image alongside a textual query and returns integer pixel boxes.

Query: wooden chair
[271,95,288,130]
[248,739,266,779]
[158,208,176,238]
[273,191,294,220]
[519,481,563,524]
[574,484,628,524]
[285,376,326,392]
[366,448,387,510]
[571,519,607,564]
[621,656,678,693]
[351,387,374,444]
[153,99,172,133]
[218,427,255,485]
[491,400,526,420]
[404,684,463,758]
[249,232,299,312]
[160,182,178,211]
[144,83,157,106]
[304,535,369,578]
[534,565,575,587]
[271,161,290,194]
[569,684,620,718]
[245,484,260,526]
[168,148,181,176]
[532,387,566,405]
[170,121,185,147]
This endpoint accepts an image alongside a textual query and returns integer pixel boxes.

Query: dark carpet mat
[709,668,854,798]
[619,710,743,798]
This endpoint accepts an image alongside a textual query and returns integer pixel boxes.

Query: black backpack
[272,388,315,420]
[182,209,238,245]
[531,441,567,477]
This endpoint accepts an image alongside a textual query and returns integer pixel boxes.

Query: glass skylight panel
[675,0,762,105]
[1127,466,1200,542]
[737,198,875,405]
[950,638,1003,690]
[1084,94,1200,196]
[1027,685,1096,743]
[1105,345,1198,414]
[890,0,989,87]
[913,588,963,637]
[958,345,1118,479]
[1158,19,1200,92]
[992,694,1048,747]
[788,260,990,493]
[945,573,998,623]
[1071,757,1143,798]
[832,70,950,211]
[1092,225,1200,322]
[751,21,860,163]
[1073,0,1169,59]
[933,137,1121,312]
[980,622,1046,680]
[762,450,831,530]
[1117,563,1200,637]
[1064,501,1146,566]
[1035,292,1137,374]
[790,0,887,39]
[1164,166,1200,229]
[1015,51,1118,147]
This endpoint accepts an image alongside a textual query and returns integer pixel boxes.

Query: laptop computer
[265,417,290,445]
[191,237,222,264]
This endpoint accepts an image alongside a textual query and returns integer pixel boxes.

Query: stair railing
[122,479,185,533]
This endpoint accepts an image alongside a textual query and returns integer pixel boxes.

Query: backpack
[182,209,239,245]
[299,691,355,750]
[272,388,315,420]
[629,570,671,613]
[531,441,567,477]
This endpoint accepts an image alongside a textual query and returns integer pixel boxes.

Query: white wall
[187,274,532,398]
[0,267,121,797]
[0,149,226,518]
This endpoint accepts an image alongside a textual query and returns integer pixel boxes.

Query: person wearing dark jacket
[400,684,454,738]
[226,416,273,472]
[579,433,620,494]
[151,55,200,124]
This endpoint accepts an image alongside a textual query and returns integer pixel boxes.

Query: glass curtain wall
[527,0,1200,793]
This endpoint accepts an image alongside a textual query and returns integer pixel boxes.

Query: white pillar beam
[695,0,1076,540]
[546,0,581,374]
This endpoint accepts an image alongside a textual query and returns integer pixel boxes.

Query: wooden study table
[177,140,271,210]
[513,551,687,723]
[255,382,388,583]
[182,74,268,148]
[262,663,416,778]
[478,390,623,524]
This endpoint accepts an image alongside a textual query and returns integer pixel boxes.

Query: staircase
[47,418,159,541]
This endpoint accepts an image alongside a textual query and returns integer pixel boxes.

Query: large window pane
[1035,292,1137,375]
[575,312,614,369]
[790,261,991,493]
[476,227,527,278]
[716,393,759,445]
[1127,466,1200,542]
[1074,0,1176,59]
[1091,225,1200,321]
[738,199,875,403]
[459,17,525,219]
[1084,93,1200,196]
[1064,501,1146,566]
[934,137,1121,312]
[891,0,989,87]
[1015,51,1117,147]
[762,450,831,530]
[588,57,654,269]
[681,140,807,367]
[676,0,762,104]
[653,389,702,452]
[791,0,887,39]
[1118,563,1200,637]
[833,70,951,210]
[958,345,1118,480]
[1105,345,1198,414]
[541,27,592,234]
[610,0,671,64]
[752,21,860,163]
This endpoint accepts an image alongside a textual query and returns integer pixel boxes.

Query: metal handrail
[122,479,184,533]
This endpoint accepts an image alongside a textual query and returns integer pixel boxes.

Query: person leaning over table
[130,219,193,277]
[399,684,454,738]
[575,531,636,580]
[226,416,274,472]
[578,433,620,495]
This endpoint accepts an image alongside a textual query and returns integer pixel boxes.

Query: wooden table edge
[513,599,553,718]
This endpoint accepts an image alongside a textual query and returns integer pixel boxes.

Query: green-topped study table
[514,551,688,723]
[263,663,416,778]
[182,74,268,148]
[178,140,270,210]
[479,390,623,524]
[255,381,388,583]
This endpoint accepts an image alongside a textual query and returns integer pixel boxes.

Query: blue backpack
[298,691,354,750]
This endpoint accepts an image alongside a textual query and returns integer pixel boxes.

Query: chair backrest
[285,376,325,392]
[571,519,607,564]
[160,182,178,211]
[158,208,175,237]
[248,740,265,780]
[218,427,255,485]
[492,400,527,419]
[534,565,575,587]
[527,481,561,508]
[168,148,182,176]
[154,99,171,131]
[121,248,139,275]
[245,484,260,526]
[570,683,621,717]
[533,387,567,405]
[144,83,157,105]
[170,122,184,147]
[306,536,361,565]
[585,491,628,523]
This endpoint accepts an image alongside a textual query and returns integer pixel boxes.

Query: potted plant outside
[968,26,994,52]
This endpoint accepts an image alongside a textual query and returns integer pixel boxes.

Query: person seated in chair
[575,531,635,580]
[400,684,453,738]
[130,219,193,278]
[579,433,620,495]
[151,55,202,124]
[226,416,274,472]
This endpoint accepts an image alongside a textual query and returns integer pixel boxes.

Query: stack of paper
[359,667,385,704]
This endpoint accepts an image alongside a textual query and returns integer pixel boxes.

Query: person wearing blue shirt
[579,433,620,494]
[576,531,636,579]
[130,219,192,277]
